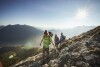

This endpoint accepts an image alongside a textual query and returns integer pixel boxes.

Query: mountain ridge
[0,24,43,46]
[13,26,100,67]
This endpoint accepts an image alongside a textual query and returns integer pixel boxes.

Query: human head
[44,30,48,35]
[49,32,53,37]
[55,34,57,37]
[61,33,63,35]
[49,32,51,35]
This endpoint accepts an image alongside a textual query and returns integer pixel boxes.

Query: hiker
[59,33,66,44]
[54,34,59,48]
[49,32,53,37]
[40,30,54,63]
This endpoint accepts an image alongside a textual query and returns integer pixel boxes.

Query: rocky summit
[13,26,100,67]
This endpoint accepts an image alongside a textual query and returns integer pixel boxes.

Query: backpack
[60,35,66,43]
[55,36,59,43]
[50,32,53,37]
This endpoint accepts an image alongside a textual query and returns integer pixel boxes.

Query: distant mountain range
[50,26,96,38]
[0,25,96,46]
[0,25,5,30]
[0,25,43,46]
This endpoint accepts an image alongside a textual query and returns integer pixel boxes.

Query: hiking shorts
[43,46,49,54]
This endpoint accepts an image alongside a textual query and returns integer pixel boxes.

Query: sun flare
[76,8,88,19]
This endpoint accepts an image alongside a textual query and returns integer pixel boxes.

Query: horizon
[0,0,100,29]
[0,24,97,30]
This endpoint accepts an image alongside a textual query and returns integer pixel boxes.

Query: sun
[75,8,88,19]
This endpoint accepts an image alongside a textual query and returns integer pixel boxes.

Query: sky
[0,0,100,29]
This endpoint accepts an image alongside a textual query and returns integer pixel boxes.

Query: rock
[13,26,100,67]
[76,61,89,67]
[42,64,49,67]
[84,54,95,61]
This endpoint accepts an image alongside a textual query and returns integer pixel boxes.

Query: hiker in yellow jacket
[40,30,54,61]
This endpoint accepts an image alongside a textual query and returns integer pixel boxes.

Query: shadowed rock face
[13,26,100,67]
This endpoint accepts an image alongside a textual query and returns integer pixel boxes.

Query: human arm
[40,35,44,46]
